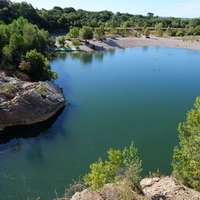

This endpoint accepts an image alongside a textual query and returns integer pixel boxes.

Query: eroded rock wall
[0,76,65,130]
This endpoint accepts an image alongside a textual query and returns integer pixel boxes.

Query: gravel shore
[78,36,200,52]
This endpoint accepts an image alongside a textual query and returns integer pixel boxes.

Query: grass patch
[37,85,47,98]
[0,83,18,93]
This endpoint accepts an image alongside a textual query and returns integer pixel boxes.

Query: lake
[0,46,200,200]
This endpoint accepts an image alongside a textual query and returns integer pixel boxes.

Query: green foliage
[121,141,143,194]
[80,26,93,40]
[166,27,177,36]
[57,36,66,47]
[37,85,47,98]
[176,29,185,37]
[0,16,55,81]
[155,22,163,31]
[0,83,17,93]
[132,30,138,37]
[47,36,56,46]
[83,149,122,190]
[0,1,200,36]
[25,49,58,81]
[94,26,104,39]
[110,27,117,35]
[67,27,79,39]
[143,28,150,38]
[72,39,80,47]
[156,29,163,37]
[147,168,162,178]
[83,141,142,193]
[172,96,200,191]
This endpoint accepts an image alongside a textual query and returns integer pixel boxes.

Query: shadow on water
[0,106,65,144]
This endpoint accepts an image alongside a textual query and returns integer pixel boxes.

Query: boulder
[140,176,200,200]
[0,76,66,131]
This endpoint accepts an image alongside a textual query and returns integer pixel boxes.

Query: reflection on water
[94,52,104,61]
[56,51,114,65]
[10,140,23,153]
[80,53,93,65]
[0,107,65,145]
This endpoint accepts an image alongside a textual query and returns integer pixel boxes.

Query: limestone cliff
[68,177,200,200]
[0,76,65,131]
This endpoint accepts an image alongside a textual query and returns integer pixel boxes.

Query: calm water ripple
[0,46,200,200]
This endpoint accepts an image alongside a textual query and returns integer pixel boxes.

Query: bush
[72,39,80,47]
[143,28,150,38]
[83,141,142,193]
[0,83,18,93]
[37,85,47,98]
[176,29,184,37]
[166,27,177,36]
[25,49,58,81]
[172,96,200,191]
[156,29,163,37]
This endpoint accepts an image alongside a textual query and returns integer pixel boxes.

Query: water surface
[0,46,200,200]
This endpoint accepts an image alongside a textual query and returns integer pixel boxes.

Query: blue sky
[14,0,200,18]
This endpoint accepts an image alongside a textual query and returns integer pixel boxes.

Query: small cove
[0,46,200,200]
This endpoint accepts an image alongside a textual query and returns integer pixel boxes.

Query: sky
[13,0,200,18]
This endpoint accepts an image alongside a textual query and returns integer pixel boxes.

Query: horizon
[12,0,200,18]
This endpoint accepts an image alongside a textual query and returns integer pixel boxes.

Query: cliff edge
[0,76,65,131]
[69,177,200,200]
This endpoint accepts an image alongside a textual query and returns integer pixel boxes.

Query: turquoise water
[0,46,200,199]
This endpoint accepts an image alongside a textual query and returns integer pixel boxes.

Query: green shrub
[72,39,80,47]
[37,85,47,98]
[83,141,142,193]
[172,96,200,191]
[143,28,150,38]
[166,27,177,36]
[156,29,163,37]
[0,83,17,93]
[176,29,184,37]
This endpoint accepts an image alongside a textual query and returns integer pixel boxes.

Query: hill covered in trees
[1,0,200,34]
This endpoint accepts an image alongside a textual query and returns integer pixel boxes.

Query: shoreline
[79,36,200,52]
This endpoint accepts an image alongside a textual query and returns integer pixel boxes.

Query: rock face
[69,177,200,200]
[141,176,200,200]
[0,76,66,131]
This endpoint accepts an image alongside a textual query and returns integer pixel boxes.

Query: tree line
[0,0,200,81]
[1,0,200,36]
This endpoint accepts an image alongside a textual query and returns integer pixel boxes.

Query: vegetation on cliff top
[0,16,57,81]
[172,96,200,191]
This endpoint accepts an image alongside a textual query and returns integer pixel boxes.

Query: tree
[143,28,150,38]
[94,26,104,39]
[83,142,142,192]
[147,12,154,18]
[80,26,93,41]
[72,39,80,47]
[172,96,200,191]
[155,22,163,31]
[83,149,122,190]
[166,27,177,36]
[156,29,163,37]
[57,36,65,47]
[67,27,79,39]
[176,29,184,37]
[121,141,143,194]
[25,49,57,81]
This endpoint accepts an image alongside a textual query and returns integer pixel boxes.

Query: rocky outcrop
[141,176,200,200]
[68,177,200,200]
[0,76,66,131]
